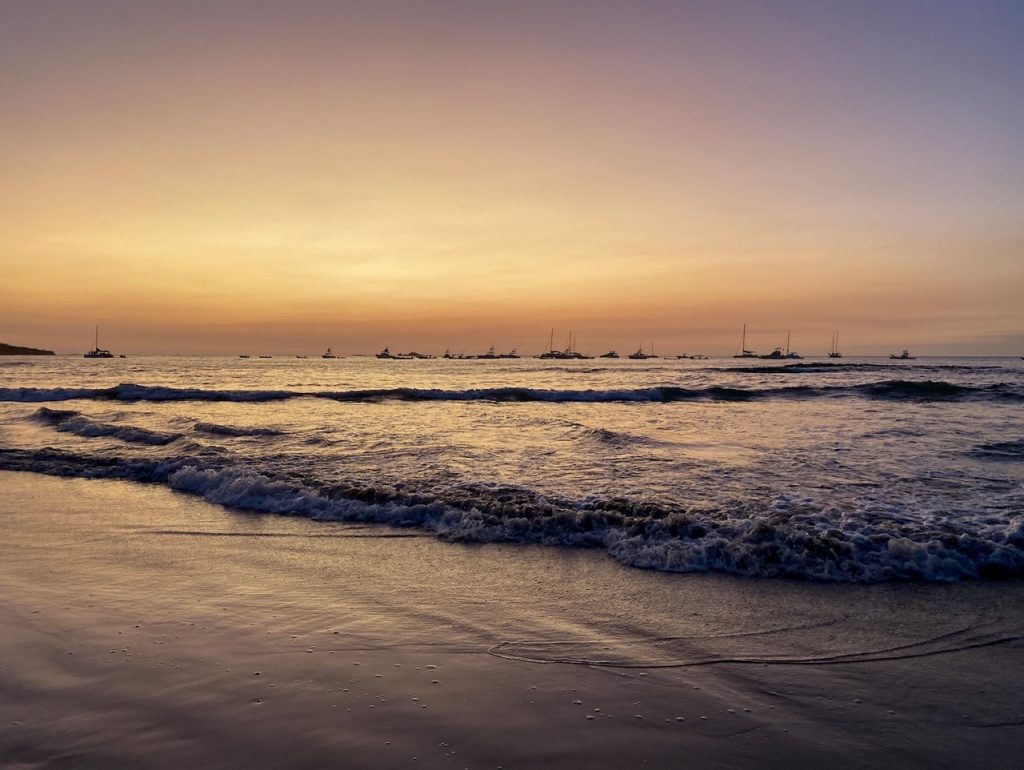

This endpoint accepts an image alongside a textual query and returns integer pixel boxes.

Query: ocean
[1,355,1022,582]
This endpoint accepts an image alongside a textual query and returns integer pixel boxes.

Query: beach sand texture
[1,471,1022,768]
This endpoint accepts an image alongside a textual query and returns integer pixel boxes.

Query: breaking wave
[2,380,1021,404]
[1,446,1021,583]
[31,407,182,446]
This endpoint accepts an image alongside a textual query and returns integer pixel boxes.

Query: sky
[1,0,1022,356]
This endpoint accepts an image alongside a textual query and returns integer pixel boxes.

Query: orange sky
[2,1,1022,355]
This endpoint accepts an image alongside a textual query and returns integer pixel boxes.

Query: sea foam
[1,446,1021,583]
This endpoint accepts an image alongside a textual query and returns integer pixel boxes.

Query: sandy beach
[1,470,1022,769]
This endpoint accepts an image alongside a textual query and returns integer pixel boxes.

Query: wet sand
[1,471,1022,769]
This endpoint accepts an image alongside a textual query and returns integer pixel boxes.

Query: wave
[578,426,650,448]
[970,439,1024,461]
[1,447,1021,583]
[32,407,182,446]
[193,421,286,437]
[562,421,667,448]
[3,380,1022,405]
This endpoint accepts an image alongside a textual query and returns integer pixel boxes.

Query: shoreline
[2,471,1023,768]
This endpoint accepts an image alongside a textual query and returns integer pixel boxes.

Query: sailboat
[828,330,842,358]
[538,329,592,359]
[783,330,802,359]
[538,328,562,359]
[733,324,757,358]
[83,326,114,358]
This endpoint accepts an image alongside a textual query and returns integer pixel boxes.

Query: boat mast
[741,323,746,354]
[786,330,791,356]
[95,324,99,351]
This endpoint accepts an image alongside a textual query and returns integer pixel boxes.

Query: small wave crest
[193,422,286,437]
[31,407,182,446]
[970,438,1024,461]
[723,363,1009,374]
[861,380,970,399]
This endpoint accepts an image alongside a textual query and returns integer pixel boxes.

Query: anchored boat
[83,326,114,358]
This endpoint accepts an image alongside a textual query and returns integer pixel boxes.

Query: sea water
[1,355,1021,582]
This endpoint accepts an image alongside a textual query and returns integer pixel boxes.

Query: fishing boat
[599,351,620,358]
[258,355,272,359]
[475,346,499,360]
[733,324,757,358]
[377,347,413,360]
[83,326,114,358]
[759,331,802,360]
[628,343,657,360]
[828,330,842,358]
[889,349,916,360]
[239,355,250,358]
[322,347,337,359]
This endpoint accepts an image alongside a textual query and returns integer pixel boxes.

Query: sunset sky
[2,0,1022,355]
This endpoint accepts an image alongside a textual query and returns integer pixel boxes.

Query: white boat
[322,347,337,359]
[628,343,657,360]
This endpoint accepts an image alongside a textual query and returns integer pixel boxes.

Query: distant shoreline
[0,342,54,356]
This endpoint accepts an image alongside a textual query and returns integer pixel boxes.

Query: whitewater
[1,355,1022,582]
